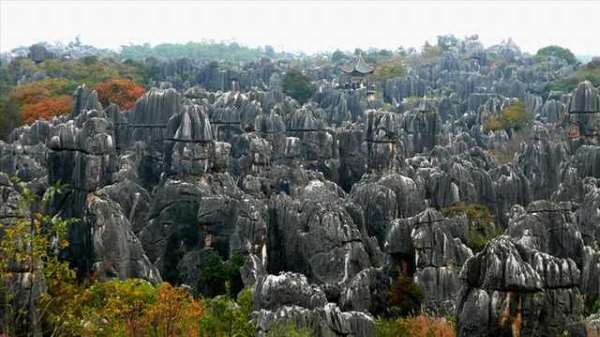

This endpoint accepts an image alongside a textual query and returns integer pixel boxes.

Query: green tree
[373,56,406,81]
[331,50,348,64]
[282,69,315,104]
[535,45,577,65]
[200,288,255,337]
[501,101,530,131]
[197,250,244,298]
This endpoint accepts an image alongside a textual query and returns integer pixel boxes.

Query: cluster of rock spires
[3,36,600,337]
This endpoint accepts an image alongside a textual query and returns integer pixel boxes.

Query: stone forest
[1,33,600,337]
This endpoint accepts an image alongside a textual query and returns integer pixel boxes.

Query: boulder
[457,237,584,337]
[84,193,161,283]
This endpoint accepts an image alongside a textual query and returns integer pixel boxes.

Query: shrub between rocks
[376,315,456,337]
[388,273,424,317]
[483,101,530,132]
[441,202,501,252]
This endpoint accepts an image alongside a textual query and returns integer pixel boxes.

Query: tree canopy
[10,78,73,124]
[282,69,315,104]
[483,101,530,132]
[372,56,406,81]
[535,45,577,65]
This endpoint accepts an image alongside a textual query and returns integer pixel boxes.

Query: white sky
[1,0,599,56]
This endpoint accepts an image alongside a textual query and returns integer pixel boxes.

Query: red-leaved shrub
[96,78,145,110]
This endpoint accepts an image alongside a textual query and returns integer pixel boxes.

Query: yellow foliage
[142,283,204,337]
[502,102,528,130]
[483,115,506,132]
[483,101,530,132]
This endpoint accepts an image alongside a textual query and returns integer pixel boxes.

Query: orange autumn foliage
[21,95,72,124]
[96,78,145,110]
[141,283,205,337]
[404,316,455,337]
[10,78,74,125]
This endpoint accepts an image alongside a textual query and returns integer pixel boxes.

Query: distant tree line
[120,41,278,63]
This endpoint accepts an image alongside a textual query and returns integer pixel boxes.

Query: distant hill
[577,54,596,63]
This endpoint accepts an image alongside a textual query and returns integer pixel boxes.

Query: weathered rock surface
[254,273,375,337]
[267,179,376,300]
[457,237,584,337]
[84,192,161,282]
[386,208,472,316]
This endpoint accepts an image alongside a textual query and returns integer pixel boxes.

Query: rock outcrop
[457,237,584,337]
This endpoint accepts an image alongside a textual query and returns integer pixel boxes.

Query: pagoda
[341,54,374,89]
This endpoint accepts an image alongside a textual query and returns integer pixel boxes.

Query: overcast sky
[1,0,599,56]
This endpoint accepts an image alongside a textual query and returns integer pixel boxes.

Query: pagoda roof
[342,54,374,76]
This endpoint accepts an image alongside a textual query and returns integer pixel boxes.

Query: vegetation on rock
[10,78,73,105]
[442,202,501,252]
[483,101,530,132]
